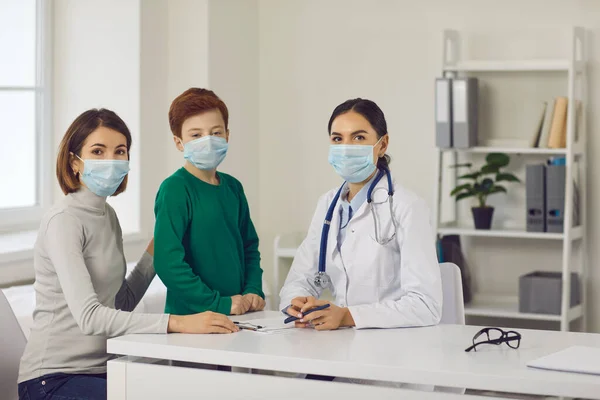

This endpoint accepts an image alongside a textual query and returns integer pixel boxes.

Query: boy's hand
[230,295,251,315]
[243,293,265,311]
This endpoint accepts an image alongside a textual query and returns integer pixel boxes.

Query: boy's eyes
[192,132,223,138]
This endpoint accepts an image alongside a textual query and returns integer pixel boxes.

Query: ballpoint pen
[234,322,263,331]
[284,303,331,324]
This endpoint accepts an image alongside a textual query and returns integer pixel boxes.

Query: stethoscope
[314,168,397,289]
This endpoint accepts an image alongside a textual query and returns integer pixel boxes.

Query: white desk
[107,311,600,399]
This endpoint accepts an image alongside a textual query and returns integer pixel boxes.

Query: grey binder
[451,77,478,148]
[526,164,546,232]
[435,77,452,148]
[546,164,566,233]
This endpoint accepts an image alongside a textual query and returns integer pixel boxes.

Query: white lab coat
[279,175,443,329]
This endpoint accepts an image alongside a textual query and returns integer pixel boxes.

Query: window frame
[0,0,52,233]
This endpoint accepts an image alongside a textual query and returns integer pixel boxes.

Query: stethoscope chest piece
[314,271,332,289]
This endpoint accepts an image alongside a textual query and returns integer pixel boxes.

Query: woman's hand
[146,238,155,256]
[243,293,265,312]
[168,312,239,334]
[230,295,252,315]
[286,296,355,331]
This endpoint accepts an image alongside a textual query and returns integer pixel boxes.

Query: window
[0,0,51,232]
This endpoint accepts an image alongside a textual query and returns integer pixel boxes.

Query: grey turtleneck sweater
[18,188,169,383]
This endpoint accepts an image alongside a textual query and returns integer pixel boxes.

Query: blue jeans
[18,373,107,400]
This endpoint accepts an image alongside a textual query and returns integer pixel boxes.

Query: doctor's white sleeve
[278,196,326,310]
[348,198,443,329]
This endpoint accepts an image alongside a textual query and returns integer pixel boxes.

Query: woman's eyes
[90,149,127,156]
[211,131,223,136]
[331,136,342,142]
[353,135,365,141]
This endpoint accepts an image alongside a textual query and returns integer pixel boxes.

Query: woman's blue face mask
[76,155,130,197]
[328,137,382,183]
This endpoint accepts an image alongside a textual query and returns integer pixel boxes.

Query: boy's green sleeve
[154,179,232,315]
[237,184,264,298]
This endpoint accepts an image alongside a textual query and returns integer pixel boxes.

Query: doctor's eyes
[330,135,366,143]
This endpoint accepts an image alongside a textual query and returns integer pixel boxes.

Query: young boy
[154,88,264,316]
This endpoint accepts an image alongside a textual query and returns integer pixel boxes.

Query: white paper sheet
[527,346,600,375]
[234,317,295,334]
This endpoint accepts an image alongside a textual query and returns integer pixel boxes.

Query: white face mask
[76,155,130,197]
[327,137,382,182]
[181,136,229,170]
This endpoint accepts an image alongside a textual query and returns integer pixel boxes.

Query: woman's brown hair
[56,108,132,195]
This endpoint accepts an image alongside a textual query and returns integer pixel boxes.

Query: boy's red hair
[168,88,229,138]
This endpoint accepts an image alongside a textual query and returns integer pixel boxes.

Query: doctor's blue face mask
[75,155,130,197]
[181,135,229,170]
[328,137,383,183]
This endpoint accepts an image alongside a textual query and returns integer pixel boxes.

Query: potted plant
[450,152,520,230]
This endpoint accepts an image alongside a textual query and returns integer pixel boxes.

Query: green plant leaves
[449,152,517,207]
[481,164,500,174]
[480,178,494,191]
[458,172,480,180]
[450,183,472,196]
[495,172,520,182]
[488,185,507,194]
[486,152,510,167]
[456,192,474,201]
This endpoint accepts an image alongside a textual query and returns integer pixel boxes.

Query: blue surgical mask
[76,155,130,197]
[182,136,228,170]
[328,138,382,183]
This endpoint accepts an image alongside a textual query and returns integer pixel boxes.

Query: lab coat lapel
[345,172,390,222]
[329,200,343,260]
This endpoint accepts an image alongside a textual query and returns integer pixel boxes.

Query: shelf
[440,146,583,156]
[442,59,573,72]
[437,223,582,240]
[465,295,583,322]
[275,248,297,258]
[442,147,568,155]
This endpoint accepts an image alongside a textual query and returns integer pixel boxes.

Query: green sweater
[154,168,263,315]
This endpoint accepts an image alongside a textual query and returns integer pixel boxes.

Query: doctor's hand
[288,296,355,331]
[230,295,252,315]
[167,312,239,334]
[243,293,266,311]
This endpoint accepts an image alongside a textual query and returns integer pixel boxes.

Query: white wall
[257,0,600,332]
[53,0,141,236]
[208,0,260,218]
[139,0,170,241]
[164,0,210,174]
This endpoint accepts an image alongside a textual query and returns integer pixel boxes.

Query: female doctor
[280,98,443,331]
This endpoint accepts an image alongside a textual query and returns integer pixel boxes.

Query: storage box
[519,271,580,315]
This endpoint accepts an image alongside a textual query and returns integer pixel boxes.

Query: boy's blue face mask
[182,136,229,170]
[76,155,130,197]
[328,137,382,183]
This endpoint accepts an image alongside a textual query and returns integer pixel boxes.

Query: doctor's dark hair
[56,108,132,196]
[327,98,391,170]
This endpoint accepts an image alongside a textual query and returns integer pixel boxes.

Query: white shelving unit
[433,28,588,331]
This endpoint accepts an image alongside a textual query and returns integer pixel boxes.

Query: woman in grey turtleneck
[17,109,238,400]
